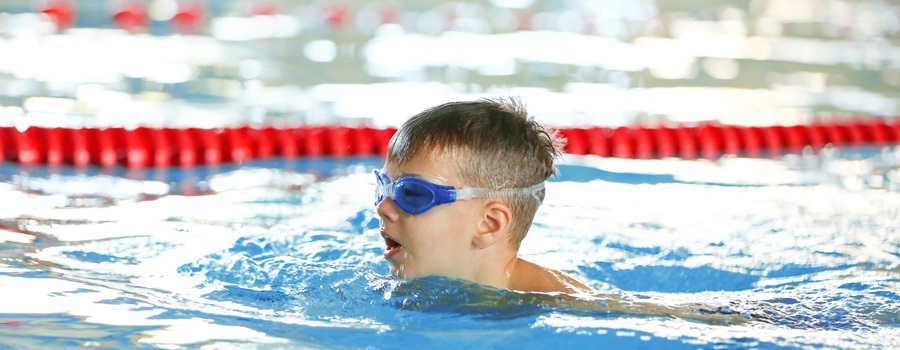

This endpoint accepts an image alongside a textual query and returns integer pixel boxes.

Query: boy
[374,97,590,294]
[373,98,757,324]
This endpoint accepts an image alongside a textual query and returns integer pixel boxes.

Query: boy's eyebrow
[394,172,451,185]
[395,172,424,179]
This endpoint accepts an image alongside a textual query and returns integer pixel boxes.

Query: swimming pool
[0,148,898,349]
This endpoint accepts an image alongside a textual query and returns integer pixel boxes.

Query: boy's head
[385,97,562,248]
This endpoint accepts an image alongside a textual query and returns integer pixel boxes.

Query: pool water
[1,149,899,349]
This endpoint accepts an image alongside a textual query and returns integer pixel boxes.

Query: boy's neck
[502,256,521,289]
[464,246,519,291]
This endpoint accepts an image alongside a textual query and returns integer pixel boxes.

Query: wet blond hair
[386,97,564,248]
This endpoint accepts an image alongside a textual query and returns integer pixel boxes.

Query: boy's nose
[376,196,400,222]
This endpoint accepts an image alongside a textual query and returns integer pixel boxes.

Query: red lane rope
[557,120,899,160]
[1,121,898,168]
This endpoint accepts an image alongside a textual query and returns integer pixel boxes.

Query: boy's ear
[473,200,512,249]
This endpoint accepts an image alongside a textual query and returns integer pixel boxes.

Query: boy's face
[376,150,482,280]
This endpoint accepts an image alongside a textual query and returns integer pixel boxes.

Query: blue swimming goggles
[374,169,545,215]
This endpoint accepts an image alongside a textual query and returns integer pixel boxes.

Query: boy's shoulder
[508,258,591,294]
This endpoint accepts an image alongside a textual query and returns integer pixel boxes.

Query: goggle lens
[375,172,387,205]
[374,170,443,214]
[396,182,434,210]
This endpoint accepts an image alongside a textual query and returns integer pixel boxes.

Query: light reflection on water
[1,0,899,129]
[0,150,898,348]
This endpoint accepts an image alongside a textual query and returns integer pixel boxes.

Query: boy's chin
[391,265,438,280]
[390,267,467,284]
[389,265,411,279]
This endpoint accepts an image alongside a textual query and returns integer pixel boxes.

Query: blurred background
[0,0,898,130]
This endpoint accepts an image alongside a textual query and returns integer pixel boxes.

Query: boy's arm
[584,295,753,325]
[508,259,753,324]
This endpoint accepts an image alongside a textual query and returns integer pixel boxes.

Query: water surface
[0,150,899,348]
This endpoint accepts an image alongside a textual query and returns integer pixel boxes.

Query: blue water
[1,149,899,349]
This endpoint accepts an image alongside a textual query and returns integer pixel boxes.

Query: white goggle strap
[456,182,546,206]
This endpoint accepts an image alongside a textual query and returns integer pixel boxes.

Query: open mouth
[382,234,402,258]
